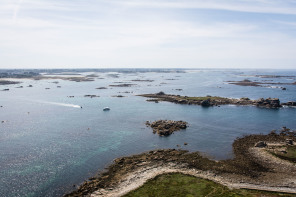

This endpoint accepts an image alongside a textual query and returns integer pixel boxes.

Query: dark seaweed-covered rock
[109,84,136,87]
[146,120,188,136]
[201,99,211,107]
[156,91,165,95]
[254,98,281,108]
[282,101,296,106]
[0,80,20,85]
[84,95,100,98]
[112,95,125,97]
[254,141,267,148]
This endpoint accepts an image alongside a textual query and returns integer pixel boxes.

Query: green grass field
[124,173,294,197]
[184,96,229,101]
[270,146,296,163]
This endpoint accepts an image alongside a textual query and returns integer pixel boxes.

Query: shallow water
[0,69,296,196]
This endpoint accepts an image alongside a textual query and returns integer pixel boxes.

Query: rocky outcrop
[254,141,267,148]
[227,79,262,86]
[138,92,292,109]
[0,80,20,85]
[201,99,211,107]
[112,95,125,97]
[282,101,296,106]
[147,99,159,103]
[84,95,100,98]
[109,84,136,87]
[254,98,281,108]
[131,79,154,82]
[286,139,294,145]
[146,120,188,136]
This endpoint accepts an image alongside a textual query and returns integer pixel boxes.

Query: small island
[109,84,136,87]
[146,120,188,136]
[226,79,296,87]
[0,80,21,85]
[138,92,296,108]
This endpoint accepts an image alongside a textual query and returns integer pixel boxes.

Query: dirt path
[65,134,296,197]
[90,148,296,197]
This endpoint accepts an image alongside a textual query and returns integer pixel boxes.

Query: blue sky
[1,0,296,69]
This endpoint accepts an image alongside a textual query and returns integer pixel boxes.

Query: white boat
[103,107,110,111]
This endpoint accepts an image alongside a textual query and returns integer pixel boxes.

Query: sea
[0,69,296,197]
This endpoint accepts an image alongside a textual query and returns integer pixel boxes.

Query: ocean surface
[0,69,296,197]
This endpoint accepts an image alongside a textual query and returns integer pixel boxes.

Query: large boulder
[286,139,294,145]
[254,141,267,148]
[201,99,211,107]
[255,98,281,108]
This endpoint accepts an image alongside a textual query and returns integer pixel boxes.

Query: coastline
[65,132,296,196]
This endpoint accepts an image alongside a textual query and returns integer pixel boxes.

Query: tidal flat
[0,68,296,197]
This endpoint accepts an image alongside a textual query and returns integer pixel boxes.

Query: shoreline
[90,162,296,197]
[65,132,296,196]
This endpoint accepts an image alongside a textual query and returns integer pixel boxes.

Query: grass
[124,173,294,197]
[183,96,231,101]
[286,146,296,159]
[270,146,296,163]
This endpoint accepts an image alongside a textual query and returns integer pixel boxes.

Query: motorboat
[103,107,110,111]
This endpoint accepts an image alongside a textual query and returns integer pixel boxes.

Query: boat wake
[34,100,81,108]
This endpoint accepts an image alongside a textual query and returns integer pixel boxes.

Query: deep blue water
[0,69,296,197]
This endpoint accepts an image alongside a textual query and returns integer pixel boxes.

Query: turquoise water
[0,69,296,196]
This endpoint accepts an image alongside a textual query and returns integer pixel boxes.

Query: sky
[0,0,296,69]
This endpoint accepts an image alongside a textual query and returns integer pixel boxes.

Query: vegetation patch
[185,96,231,102]
[268,146,296,163]
[124,173,293,197]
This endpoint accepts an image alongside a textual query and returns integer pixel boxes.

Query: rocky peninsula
[65,128,296,196]
[146,120,188,136]
[226,79,296,87]
[0,80,21,85]
[138,92,296,108]
[109,84,136,87]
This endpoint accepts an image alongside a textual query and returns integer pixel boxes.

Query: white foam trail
[34,100,81,108]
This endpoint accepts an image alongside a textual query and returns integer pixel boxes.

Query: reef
[146,120,188,136]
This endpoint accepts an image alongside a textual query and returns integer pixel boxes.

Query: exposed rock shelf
[146,120,188,136]
[139,92,295,108]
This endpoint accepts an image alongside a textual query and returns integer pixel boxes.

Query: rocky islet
[146,120,188,136]
[140,92,295,108]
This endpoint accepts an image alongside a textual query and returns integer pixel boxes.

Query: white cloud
[0,0,296,68]
[113,0,296,15]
